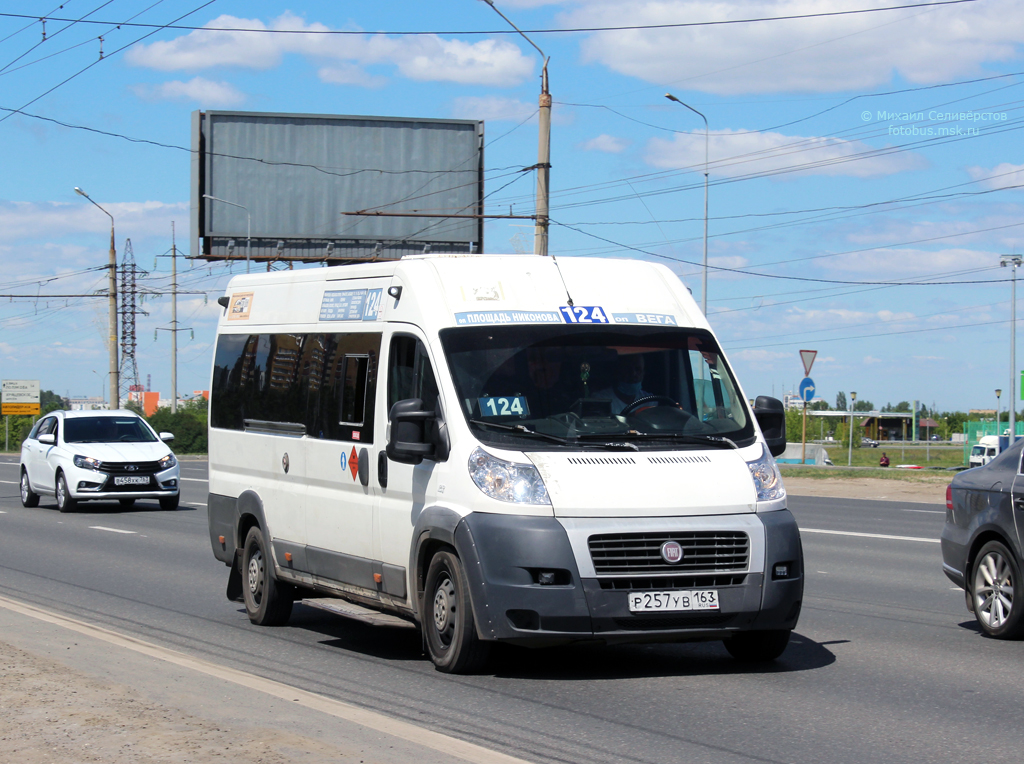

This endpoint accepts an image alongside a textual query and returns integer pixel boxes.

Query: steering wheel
[620,395,683,416]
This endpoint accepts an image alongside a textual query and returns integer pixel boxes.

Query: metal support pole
[1002,256,1021,443]
[801,401,807,465]
[535,60,551,256]
[848,392,857,467]
[76,187,118,410]
[171,222,178,414]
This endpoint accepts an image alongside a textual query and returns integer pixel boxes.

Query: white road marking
[179,477,207,482]
[801,527,939,544]
[89,526,137,535]
[0,595,535,764]
[902,508,945,514]
[0,480,18,484]
[0,511,6,514]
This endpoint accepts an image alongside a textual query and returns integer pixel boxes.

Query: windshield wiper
[469,420,641,451]
[573,431,739,449]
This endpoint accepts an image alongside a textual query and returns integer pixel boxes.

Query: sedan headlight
[746,444,786,502]
[468,447,550,505]
[158,454,177,471]
[73,455,102,470]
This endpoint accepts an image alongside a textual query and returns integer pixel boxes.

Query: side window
[388,335,439,413]
[28,419,44,439]
[37,417,56,437]
[340,356,370,424]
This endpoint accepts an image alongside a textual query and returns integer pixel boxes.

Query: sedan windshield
[439,325,754,450]
[64,416,157,444]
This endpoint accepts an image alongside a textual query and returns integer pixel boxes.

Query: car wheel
[159,495,180,511]
[119,498,136,509]
[971,540,1024,639]
[423,550,490,674]
[20,470,39,508]
[242,525,292,626]
[723,629,791,662]
[55,472,77,513]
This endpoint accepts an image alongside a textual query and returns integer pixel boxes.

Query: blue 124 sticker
[559,305,609,324]
[478,396,530,417]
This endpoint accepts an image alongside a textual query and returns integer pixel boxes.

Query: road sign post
[2,380,40,416]
[799,377,816,464]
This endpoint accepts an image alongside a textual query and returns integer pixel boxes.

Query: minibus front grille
[588,531,749,575]
[597,574,747,590]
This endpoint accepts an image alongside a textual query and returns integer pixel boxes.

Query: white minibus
[207,255,801,673]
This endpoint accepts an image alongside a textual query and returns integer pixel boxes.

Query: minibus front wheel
[423,550,490,674]
[242,525,293,626]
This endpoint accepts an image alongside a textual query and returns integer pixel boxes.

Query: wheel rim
[975,551,1014,629]
[20,473,29,502]
[432,573,456,649]
[248,548,264,605]
[56,477,66,508]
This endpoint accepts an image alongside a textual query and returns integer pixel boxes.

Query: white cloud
[0,201,187,243]
[131,77,246,106]
[127,13,534,87]
[863,356,882,365]
[967,162,1024,191]
[646,129,927,179]
[453,95,535,122]
[564,0,1024,94]
[818,246,995,277]
[317,65,387,88]
[580,134,630,153]
[911,355,945,361]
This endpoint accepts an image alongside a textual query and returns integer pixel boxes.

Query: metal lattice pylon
[118,239,141,404]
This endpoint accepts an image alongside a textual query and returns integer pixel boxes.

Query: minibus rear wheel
[723,629,791,662]
[423,550,490,674]
[242,525,293,626]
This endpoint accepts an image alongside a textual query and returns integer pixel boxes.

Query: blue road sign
[799,377,816,402]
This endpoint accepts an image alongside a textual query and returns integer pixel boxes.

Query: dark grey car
[942,438,1024,638]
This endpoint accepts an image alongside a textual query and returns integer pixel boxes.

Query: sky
[3,0,1024,415]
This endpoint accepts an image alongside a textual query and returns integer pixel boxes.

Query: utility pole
[479,0,550,256]
[171,222,178,414]
[1002,255,1021,443]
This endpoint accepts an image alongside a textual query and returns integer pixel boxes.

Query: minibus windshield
[439,325,755,450]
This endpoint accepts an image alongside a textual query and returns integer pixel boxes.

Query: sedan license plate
[628,589,719,613]
[113,475,151,486]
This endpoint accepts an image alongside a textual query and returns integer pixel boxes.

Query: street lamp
[204,194,251,273]
[75,187,118,410]
[665,93,709,316]
[996,388,1002,437]
[848,391,857,467]
[1001,255,1021,443]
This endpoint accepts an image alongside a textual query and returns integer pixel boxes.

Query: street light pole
[75,187,118,410]
[204,194,251,273]
[996,388,1002,437]
[1001,255,1021,443]
[848,391,857,467]
[665,93,709,316]
[479,0,550,256]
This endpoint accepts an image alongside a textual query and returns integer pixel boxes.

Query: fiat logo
[661,541,684,564]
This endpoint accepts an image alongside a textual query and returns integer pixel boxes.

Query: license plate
[628,589,719,612]
[113,476,151,486]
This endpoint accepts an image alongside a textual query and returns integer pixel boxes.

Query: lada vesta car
[19,410,180,512]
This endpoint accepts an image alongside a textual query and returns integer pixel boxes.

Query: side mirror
[753,395,786,458]
[39,433,56,445]
[386,398,450,465]
[159,432,175,442]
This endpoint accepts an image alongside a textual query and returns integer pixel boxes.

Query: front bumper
[455,509,803,646]
[67,464,180,501]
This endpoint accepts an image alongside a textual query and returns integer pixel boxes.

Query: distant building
[68,396,108,411]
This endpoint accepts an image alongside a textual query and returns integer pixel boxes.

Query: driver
[596,353,652,414]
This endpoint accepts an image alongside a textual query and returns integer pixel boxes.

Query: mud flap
[226,548,244,602]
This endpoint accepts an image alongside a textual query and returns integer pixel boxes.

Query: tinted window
[388,336,439,413]
[64,417,156,444]
[211,332,379,442]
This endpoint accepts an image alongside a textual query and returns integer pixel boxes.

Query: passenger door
[303,331,382,593]
[375,331,445,607]
[25,416,56,490]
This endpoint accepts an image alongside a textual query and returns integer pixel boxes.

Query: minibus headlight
[468,447,551,505]
[746,444,786,502]
[73,455,102,470]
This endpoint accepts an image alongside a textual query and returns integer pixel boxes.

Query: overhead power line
[0,1,981,37]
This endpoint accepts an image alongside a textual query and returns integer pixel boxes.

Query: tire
[20,470,39,508]
[423,550,490,674]
[971,540,1024,639]
[242,525,293,626]
[55,472,77,513]
[159,494,180,511]
[724,629,791,662]
[119,498,136,509]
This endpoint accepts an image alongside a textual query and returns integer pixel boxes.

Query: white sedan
[20,410,180,512]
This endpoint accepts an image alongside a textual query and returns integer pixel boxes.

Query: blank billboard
[191,111,484,264]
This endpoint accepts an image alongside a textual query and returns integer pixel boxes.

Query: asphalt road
[0,456,1018,764]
